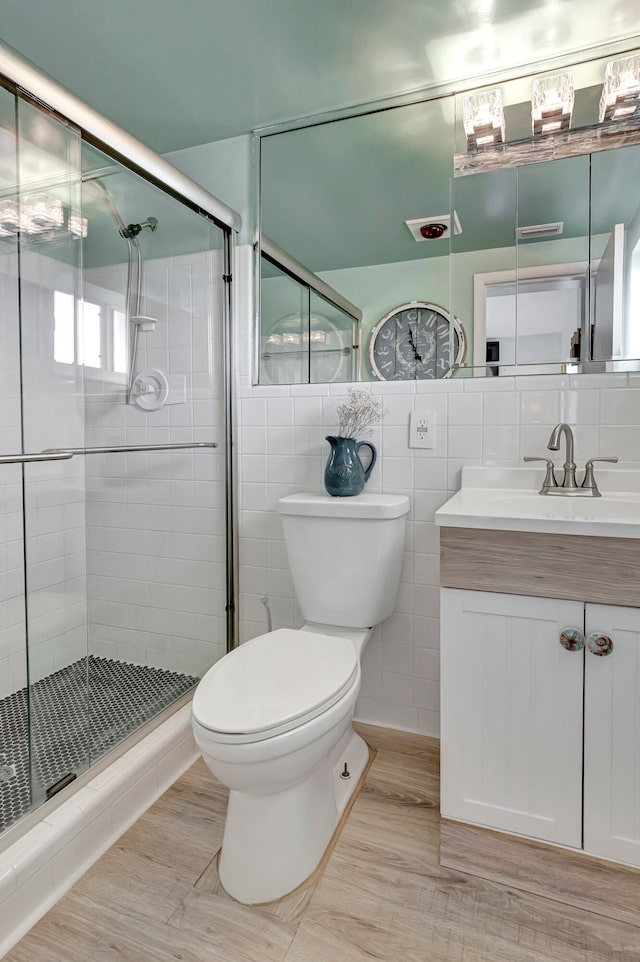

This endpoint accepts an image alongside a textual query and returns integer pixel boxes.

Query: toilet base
[218,729,370,904]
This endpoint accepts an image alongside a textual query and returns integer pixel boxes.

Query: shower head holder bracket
[130,315,157,333]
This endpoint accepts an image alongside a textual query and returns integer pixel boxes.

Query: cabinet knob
[559,627,585,651]
[586,632,614,656]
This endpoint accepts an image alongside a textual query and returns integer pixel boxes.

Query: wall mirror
[258,47,640,382]
[259,96,454,383]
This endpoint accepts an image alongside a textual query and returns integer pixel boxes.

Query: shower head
[122,217,158,239]
[83,178,128,236]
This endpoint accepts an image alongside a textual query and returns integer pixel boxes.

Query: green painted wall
[164,135,252,243]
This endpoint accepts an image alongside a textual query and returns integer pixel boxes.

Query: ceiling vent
[405,212,462,241]
[516,221,564,240]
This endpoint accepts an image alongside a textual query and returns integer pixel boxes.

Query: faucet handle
[523,456,558,492]
[582,457,618,495]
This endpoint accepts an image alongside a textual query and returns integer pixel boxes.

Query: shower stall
[0,55,237,840]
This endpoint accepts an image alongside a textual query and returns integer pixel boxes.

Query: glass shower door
[0,83,30,833]
[0,90,231,839]
[17,94,90,809]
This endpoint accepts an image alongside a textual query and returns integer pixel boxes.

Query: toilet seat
[192,628,358,744]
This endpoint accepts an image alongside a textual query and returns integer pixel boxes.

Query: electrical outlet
[409,410,436,449]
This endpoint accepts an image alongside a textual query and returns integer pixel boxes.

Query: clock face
[368,301,465,381]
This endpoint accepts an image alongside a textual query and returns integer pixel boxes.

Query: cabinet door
[584,603,640,866]
[441,588,584,847]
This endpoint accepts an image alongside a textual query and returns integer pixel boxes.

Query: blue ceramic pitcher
[324,435,377,497]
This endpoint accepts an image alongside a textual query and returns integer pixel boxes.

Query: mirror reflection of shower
[83,176,165,407]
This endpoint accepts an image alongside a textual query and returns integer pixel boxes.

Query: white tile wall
[236,244,640,737]
[83,250,227,677]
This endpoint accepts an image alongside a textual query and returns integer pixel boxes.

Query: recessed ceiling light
[405,212,462,241]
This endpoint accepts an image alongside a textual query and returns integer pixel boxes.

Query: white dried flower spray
[336,388,385,438]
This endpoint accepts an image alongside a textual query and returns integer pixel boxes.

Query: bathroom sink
[435,467,640,538]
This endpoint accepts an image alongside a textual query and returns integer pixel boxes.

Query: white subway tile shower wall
[236,244,640,737]
[83,251,227,677]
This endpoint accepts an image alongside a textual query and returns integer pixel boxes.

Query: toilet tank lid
[278,492,410,520]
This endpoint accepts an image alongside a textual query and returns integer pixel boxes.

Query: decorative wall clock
[368,301,466,380]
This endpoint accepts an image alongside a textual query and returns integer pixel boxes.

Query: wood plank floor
[7,723,640,961]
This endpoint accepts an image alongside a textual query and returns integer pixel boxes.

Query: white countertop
[435,467,640,539]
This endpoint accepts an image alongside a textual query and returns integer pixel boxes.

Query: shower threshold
[0,656,198,836]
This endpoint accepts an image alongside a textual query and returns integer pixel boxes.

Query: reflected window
[53,290,75,364]
[80,300,102,368]
[113,309,127,374]
[54,290,126,373]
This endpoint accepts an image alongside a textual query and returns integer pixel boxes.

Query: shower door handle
[43,442,217,455]
[0,451,74,464]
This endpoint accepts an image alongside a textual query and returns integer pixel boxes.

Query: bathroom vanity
[436,467,640,913]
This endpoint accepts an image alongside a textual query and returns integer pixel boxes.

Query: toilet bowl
[192,492,410,904]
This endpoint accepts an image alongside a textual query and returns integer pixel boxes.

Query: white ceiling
[0,0,639,153]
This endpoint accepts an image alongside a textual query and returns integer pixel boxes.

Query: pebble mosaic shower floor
[0,656,198,835]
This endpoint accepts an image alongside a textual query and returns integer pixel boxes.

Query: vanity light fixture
[67,208,88,239]
[463,89,505,150]
[531,73,574,135]
[21,194,64,233]
[599,54,640,122]
[0,194,88,240]
[0,198,19,235]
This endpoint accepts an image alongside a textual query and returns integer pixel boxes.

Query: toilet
[191,491,410,904]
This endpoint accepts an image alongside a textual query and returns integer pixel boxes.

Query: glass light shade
[0,199,20,235]
[531,73,574,135]
[68,209,88,238]
[463,90,505,150]
[599,54,640,123]
[21,194,64,233]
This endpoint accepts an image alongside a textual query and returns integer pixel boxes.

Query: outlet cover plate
[409,410,436,449]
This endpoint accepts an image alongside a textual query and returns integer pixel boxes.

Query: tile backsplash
[235,244,640,736]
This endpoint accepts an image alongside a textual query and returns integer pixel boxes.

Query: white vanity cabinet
[441,587,640,867]
[441,588,584,847]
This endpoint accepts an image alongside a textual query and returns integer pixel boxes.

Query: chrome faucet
[524,422,618,496]
[547,422,578,489]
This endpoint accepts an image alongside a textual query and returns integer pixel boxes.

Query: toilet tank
[277,493,410,629]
